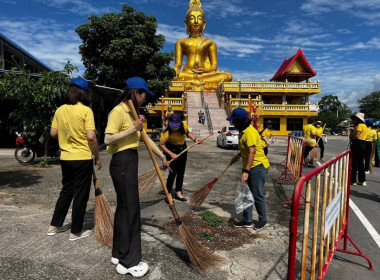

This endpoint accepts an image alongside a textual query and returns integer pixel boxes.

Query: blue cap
[125,77,155,96]
[365,118,374,126]
[168,113,182,129]
[226,108,248,121]
[374,121,380,127]
[69,77,89,91]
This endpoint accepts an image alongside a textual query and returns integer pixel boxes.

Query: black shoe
[174,195,187,201]
[253,220,267,231]
[233,221,252,228]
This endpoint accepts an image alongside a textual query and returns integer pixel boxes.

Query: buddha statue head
[185,0,206,36]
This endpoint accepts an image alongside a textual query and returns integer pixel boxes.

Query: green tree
[0,62,77,158]
[318,95,352,132]
[358,91,380,120]
[75,4,175,99]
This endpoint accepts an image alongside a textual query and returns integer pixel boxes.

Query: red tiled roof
[270,48,316,82]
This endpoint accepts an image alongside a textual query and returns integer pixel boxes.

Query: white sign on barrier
[324,191,342,238]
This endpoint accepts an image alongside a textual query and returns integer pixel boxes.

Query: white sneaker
[69,230,92,241]
[116,262,149,277]
[365,171,370,174]
[47,225,69,236]
[111,257,119,265]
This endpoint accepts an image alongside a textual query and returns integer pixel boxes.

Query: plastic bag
[324,135,328,144]
[235,183,255,214]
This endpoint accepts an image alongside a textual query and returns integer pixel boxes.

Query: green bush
[196,231,215,240]
[199,210,223,227]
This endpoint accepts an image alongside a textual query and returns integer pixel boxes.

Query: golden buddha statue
[173,0,232,90]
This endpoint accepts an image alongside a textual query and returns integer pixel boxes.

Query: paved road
[271,136,380,279]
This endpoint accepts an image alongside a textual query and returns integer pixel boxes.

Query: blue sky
[1,0,379,110]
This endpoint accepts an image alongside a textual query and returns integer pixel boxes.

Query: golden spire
[186,0,204,17]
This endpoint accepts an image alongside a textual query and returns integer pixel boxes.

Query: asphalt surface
[0,136,378,279]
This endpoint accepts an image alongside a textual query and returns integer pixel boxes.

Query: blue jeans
[243,164,268,223]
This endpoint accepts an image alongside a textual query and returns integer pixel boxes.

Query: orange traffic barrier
[287,150,373,279]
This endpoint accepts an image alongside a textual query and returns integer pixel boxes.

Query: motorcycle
[15,132,60,163]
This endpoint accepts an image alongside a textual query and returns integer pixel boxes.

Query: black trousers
[263,146,268,156]
[364,141,373,172]
[51,159,93,233]
[110,149,141,268]
[375,143,379,167]
[164,143,187,194]
[304,146,314,159]
[316,137,325,158]
[351,140,366,183]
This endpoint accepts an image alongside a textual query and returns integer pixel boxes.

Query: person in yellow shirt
[315,120,326,162]
[159,113,202,202]
[303,118,317,167]
[350,112,368,186]
[227,108,270,231]
[104,77,169,277]
[375,121,380,168]
[260,120,273,156]
[48,77,102,241]
[364,118,377,173]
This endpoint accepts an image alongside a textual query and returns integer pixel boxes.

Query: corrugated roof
[0,32,53,72]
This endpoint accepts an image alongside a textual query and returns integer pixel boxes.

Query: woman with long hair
[104,77,169,277]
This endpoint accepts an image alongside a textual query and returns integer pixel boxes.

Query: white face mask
[316,124,321,127]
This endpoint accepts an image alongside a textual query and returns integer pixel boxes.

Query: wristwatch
[242,168,250,174]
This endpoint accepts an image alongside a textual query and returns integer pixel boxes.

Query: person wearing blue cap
[104,77,169,277]
[159,113,202,202]
[227,108,270,230]
[48,77,102,241]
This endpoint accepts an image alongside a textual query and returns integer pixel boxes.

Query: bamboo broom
[93,166,114,247]
[138,133,214,197]
[128,100,225,271]
[190,154,240,208]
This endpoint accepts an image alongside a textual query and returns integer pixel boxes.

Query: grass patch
[199,210,223,227]
[196,230,215,240]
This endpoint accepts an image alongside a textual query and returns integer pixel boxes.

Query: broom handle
[92,165,102,196]
[168,133,214,164]
[216,163,233,180]
[128,100,180,218]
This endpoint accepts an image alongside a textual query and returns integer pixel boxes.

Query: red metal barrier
[287,149,373,279]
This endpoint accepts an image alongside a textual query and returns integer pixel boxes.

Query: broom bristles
[94,193,114,247]
[138,168,158,197]
[179,224,225,271]
[190,184,212,208]
[305,147,319,164]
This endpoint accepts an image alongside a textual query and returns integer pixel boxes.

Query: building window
[264,118,280,131]
[287,118,303,131]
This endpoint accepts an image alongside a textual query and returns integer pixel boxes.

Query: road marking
[350,198,380,248]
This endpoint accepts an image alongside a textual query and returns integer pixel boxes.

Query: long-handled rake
[138,133,214,197]
[190,154,240,208]
[92,166,114,247]
[128,100,224,271]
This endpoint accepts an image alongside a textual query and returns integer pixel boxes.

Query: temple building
[143,0,320,137]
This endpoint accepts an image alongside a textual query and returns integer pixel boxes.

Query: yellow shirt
[51,102,95,160]
[239,125,270,169]
[160,121,189,145]
[105,103,141,154]
[303,124,317,147]
[366,128,377,142]
[315,127,323,137]
[261,128,271,148]
[356,123,368,141]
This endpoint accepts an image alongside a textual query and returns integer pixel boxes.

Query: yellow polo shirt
[239,125,270,169]
[160,121,190,145]
[304,124,317,147]
[356,123,368,141]
[51,102,95,160]
[366,128,377,142]
[261,128,271,148]
[105,103,141,154]
[315,127,323,137]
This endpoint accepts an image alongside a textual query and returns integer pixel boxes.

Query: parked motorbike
[15,132,60,163]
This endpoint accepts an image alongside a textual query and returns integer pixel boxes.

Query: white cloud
[0,18,84,72]
[35,0,116,15]
[301,0,380,25]
[373,74,380,91]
